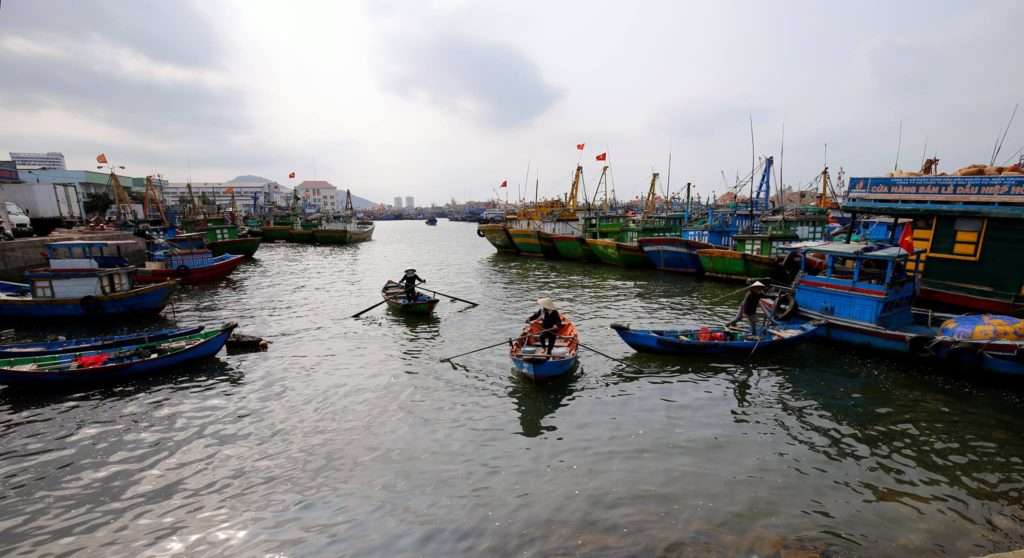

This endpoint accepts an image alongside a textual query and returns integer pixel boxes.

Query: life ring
[175,264,191,276]
[774,291,798,321]
[80,296,103,315]
[476,229,486,238]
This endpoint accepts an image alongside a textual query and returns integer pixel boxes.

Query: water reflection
[507,371,580,437]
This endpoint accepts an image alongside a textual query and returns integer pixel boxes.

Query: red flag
[288,171,296,179]
[899,222,914,253]
[499,180,508,188]
[576,143,585,151]
[96,153,108,164]
[595,152,607,161]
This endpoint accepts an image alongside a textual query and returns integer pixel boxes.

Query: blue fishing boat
[0,325,204,358]
[510,317,579,380]
[0,323,236,386]
[610,321,818,355]
[0,281,30,295]
[637,237,718,274]
[0,241,175,320]
[425,217,438,226]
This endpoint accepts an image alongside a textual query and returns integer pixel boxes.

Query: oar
[351,300,387,318]
[440,339,512,363]
[419,287,479,307]
[577,342,647,373]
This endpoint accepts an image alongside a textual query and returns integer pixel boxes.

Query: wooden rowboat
[0,325,204,358]
[510,317,579,380]
[381,281,439,315]
[610,321,818,356]
[0,323,237,385]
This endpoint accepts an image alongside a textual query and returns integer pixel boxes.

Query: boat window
[929,216,986,261]
[859,259,887,285]
[32,280,53,298]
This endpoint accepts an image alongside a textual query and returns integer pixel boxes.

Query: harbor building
[165,176,288,212]
[296,180,339,213]
[9,151,67,170]
[393,196,403,209]
[405,196,414,209]
[845,174,1024,314]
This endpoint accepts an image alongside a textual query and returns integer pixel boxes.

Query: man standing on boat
[398,268,426,301]
[726,281,767,335]
[527,298,562,355]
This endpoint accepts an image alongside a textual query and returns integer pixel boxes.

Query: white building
[9,152,67,170]
[165,176,288,212]
[405,196,414,209]
[295,180,339,213]
[393,196,402,209]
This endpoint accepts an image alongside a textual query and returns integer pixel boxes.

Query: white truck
[0,201,33,238]
[0,182,83,236]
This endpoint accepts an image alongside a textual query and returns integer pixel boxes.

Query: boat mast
[143,175,168,226]
[644,172,659,217]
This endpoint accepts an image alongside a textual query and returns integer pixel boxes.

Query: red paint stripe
[919,287,1021,314]
[798,278,886,297]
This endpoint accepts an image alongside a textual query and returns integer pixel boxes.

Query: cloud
[378,32,562,128]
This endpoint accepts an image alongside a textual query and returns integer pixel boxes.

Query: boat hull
[0,324,235,385]
[537,232,561,259]
[512,355,578,380]
[288,229,315,243]
[508,229,544,257]
[477,224,517,253]
[261,226,291,242]
[0,281,176,320]
[697,249,779,280]
[587,239,649,268]
[382,281,439,315]
[135,254,245,285]
[550,235,590,260]
[312,229,349,245]
[207,237,261,258]
[611,322,817,356]
[638,237,713,274]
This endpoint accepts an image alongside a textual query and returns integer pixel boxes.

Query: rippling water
[2,220,1023,557]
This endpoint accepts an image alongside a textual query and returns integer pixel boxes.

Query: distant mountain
[225,175,275,185]
[348,193,376,209]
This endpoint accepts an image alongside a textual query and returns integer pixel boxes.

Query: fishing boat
[261,215,293,242]
[425,216,438,226]
[201,224,262,257]
[549,233,593,261]
[0,241,175,320]
[586,233,650,268]
[638,237,717,274]
[135,249,245,285]
[0,325,204,358]
[477,222,518,253]
[610,321,818,356]
[310,190,376,244]
[697,231,797,281]
[510,317,579,381]
[0,323,236,386]
[381,281,439,315]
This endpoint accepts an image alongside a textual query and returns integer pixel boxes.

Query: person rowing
[726,281,767,335]
[526,298,562,355]
[397,268,426,301]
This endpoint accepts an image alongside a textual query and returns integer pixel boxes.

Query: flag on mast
[96,153,108,164]
[595,152,607,161]
[576,143,585,151]
[499,180,508,188]
[288,171,296,179]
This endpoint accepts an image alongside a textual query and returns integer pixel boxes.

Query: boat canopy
[781,241,923,261]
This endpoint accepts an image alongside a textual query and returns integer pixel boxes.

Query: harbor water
[2,220,1023,557]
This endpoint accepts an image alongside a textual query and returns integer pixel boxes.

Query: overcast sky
[2,0,1022,205]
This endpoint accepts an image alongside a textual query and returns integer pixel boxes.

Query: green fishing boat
[696,230,798,281]
[508,227,544,256]
[477,223,518,253]
[550,234,592,260]
[537,232,561,258]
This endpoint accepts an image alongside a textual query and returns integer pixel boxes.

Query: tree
[83,192,113,216]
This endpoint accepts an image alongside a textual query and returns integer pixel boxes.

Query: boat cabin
[845,175,1024,313]
[786,241,922,329]
[44,241,134,269]
[732,230,800,257]
[24,267,135,299]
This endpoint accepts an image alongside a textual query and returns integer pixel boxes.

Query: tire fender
[774,292,798,321]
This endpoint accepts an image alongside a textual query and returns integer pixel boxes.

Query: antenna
[893,120,903,171]
[749,114,755,220]
[920,138,929,169]
[990,103,1019,165]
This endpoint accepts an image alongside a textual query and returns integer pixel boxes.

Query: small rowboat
[382,281,439,315]
[0,322,237,386]
[610,321,819,356]
[510,317,579,380]
[0,325,204,358]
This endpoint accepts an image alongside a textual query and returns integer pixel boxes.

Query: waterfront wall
[0,232,146,281]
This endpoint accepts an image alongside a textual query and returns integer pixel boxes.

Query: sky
[2,0,1023,206]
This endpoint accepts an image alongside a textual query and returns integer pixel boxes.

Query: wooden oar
[577,342,647,373]
[351,299,387,318]
[419,287,479,307]
[440,339,511,363]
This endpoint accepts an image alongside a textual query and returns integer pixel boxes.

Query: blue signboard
[848,176,1024,203]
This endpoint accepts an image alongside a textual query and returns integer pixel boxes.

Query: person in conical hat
[726,281,767,335]
[527,298,562,355]
[397,268,426,301]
